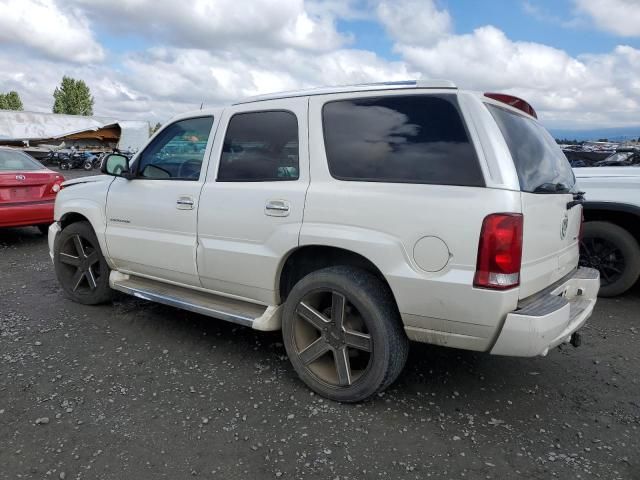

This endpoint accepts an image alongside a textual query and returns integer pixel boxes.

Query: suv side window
[217,111,299,182]
[136,116,214,180]
[322,95,484,187]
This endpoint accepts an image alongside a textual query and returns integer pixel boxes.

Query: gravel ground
[1,167,639,479]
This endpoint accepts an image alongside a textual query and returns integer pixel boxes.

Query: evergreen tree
[52,76,94,115]
[0,91,24,110]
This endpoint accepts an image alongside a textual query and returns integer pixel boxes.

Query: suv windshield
[486,104,575,193]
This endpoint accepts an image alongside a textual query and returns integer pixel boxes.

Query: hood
[62,175,113,188]
[573,166,640,179]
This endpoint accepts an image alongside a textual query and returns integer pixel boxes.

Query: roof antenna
[200,102,203,110]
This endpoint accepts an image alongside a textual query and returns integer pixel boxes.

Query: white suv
[49,80,600,402]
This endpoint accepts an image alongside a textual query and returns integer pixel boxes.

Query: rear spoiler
[484,93,538,119]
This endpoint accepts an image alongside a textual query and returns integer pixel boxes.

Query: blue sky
[2,0,639,129]
[340,0,640,60]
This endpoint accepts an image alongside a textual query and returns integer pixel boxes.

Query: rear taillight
[50,175,64,194]
[474,213,523,290]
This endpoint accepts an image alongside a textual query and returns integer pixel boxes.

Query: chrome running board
[109,272,282,330]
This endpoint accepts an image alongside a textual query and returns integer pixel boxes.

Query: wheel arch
[277,245,399,310]
[59,211,91,229]
[583,202,640,244]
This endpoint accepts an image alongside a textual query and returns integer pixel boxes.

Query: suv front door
[105,115,218,286]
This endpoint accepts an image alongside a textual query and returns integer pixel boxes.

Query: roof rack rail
[234,79,458,105]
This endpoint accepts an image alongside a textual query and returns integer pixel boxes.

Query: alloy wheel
[580,237,625,287]
[57,234,102,293]
[292,290,373,387]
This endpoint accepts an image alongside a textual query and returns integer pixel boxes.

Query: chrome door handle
[265,200,290,217]
[177,197,195,210]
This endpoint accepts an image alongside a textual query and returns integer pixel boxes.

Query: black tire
[282,266,409,402]
[59,161,69,170]
[36,223,50,235]
[53,221,113,305]
[83,161,93,171]
[580,221,640,297]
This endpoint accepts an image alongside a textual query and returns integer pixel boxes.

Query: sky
[0,0,639,130]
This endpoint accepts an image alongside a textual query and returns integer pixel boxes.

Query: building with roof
[0,110,149,157]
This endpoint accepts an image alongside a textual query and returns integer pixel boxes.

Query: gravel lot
[1,167,639,479]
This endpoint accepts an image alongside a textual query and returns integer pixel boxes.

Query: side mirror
[101,154,131,178]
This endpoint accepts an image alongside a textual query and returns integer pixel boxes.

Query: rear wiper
[566,191,585,210]
[532,182,571,194]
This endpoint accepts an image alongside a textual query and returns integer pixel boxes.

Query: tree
[0,91,24,111]
[150,122,162,136]
[52,76,94,115]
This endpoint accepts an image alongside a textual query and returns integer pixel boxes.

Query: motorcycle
[59,151,95,171]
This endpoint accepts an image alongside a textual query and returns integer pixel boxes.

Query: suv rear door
[196,97,309,305]
[486,103,581,298]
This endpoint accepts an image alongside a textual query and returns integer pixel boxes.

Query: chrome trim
[111,283,255,328]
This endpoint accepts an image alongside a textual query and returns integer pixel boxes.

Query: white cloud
[574,0,640,37]
[68,0,348,52]
[377,0,452,46]
[0,0,104,63]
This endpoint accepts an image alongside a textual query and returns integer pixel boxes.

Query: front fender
[54,178,114,267]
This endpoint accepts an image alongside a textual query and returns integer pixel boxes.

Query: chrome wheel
[57,234,101,293]
[292,290,372,387]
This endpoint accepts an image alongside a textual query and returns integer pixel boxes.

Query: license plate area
[8,186,34,200]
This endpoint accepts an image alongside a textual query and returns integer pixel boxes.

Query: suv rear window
[322,95,484,186]
[486,104,575,193]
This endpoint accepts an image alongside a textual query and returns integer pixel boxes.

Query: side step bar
[109,272,282,331]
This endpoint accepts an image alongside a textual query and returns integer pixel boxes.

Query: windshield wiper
[532,182,572,194]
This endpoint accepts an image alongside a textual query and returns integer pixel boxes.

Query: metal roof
[0,110,149,151]
[234,79,457,104]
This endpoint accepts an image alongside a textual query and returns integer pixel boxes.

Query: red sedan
[0,147,64,234]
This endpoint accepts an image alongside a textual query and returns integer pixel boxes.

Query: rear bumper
[0,200,54,228]
[490,267,600,357]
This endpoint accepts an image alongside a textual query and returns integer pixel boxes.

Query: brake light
[474,213,523,290]
[50,175,64,194]
[484,93,538,118]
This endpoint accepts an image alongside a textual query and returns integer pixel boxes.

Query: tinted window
[137,116,213,180]
[0,150,44,171]
[218,111,298,182]
[322,95,483,186]
[487,104,575,192]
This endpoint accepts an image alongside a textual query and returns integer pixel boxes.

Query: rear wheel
[580,221,640,297]
[54,221,113,304]
[282,266,409,402]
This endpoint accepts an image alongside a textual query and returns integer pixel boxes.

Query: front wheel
[282,266,409,402]
[83,161,93,170]
[580,221,640,297]
[54,221,113,304]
